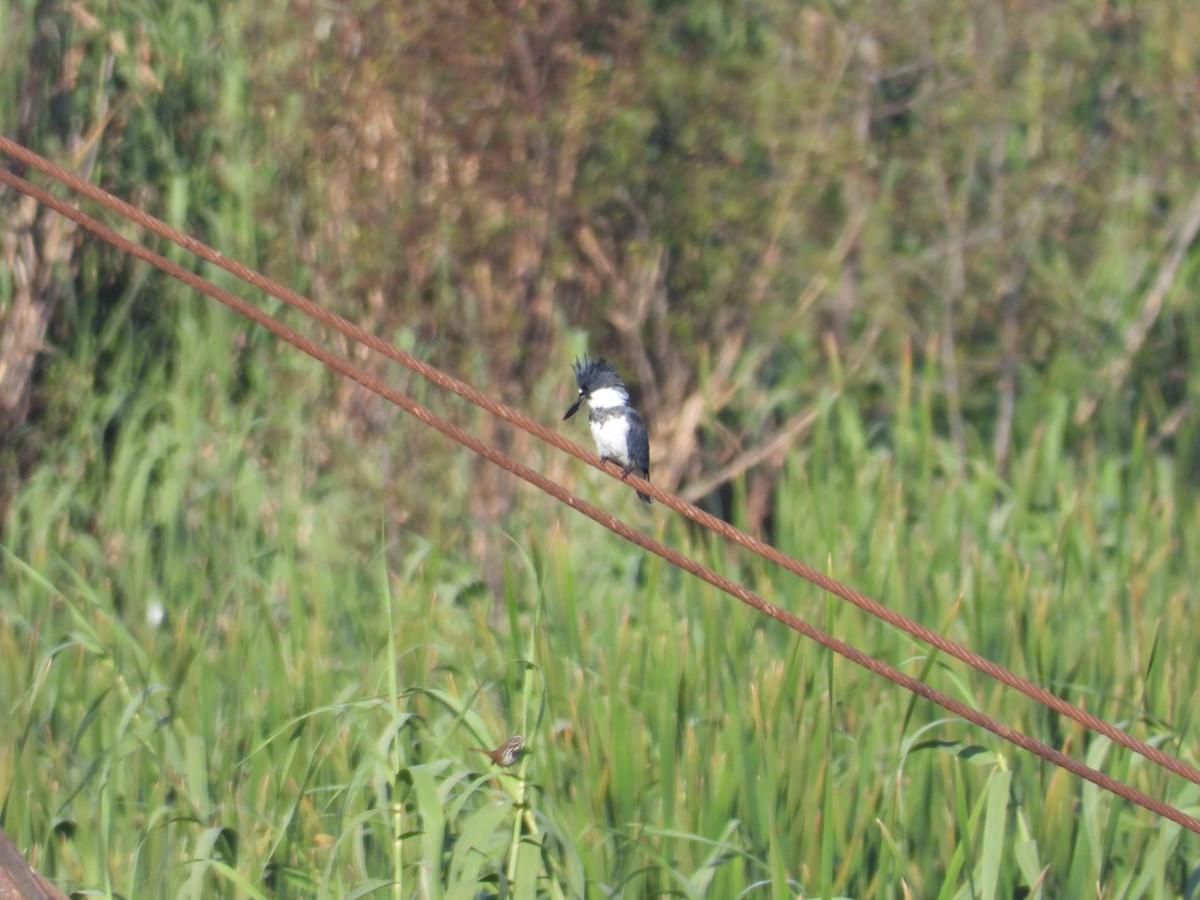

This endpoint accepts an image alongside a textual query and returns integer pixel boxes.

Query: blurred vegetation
[3,0,1200,896]
[257,0,1200,515]
[5,0,1200,525]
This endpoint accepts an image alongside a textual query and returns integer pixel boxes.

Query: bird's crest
[572,355,623,391]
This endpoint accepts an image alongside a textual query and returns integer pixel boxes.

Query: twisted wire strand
[2,141,1197,833]
[3,136,1195,792]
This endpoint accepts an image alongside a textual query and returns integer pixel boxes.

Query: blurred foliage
[5,0,1200,530]
[249,0,1200,522]
[4,1,1200,895]
[3,336,1198,896]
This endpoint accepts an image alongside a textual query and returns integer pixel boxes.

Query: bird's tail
[637,467,651,504]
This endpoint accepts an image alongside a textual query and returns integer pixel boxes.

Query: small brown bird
[471,734,524,768]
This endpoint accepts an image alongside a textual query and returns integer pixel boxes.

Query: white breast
[591,414,632,465]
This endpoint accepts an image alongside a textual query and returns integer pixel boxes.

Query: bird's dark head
[563,355,625,419]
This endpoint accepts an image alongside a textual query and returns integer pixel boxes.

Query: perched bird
[563,355,651,503]
[471,734,524,768]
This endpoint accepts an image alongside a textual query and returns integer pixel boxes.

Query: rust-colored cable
[6,135,1196,797]
[2,140,1198,827]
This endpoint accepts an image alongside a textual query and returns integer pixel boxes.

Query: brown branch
[680,406,819,504]
[1075,184,1200,424]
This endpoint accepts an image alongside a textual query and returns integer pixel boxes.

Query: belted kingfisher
[563,355,652,503]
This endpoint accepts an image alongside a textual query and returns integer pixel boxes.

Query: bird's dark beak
[563,395,583,420]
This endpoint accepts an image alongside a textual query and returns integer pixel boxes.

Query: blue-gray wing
[628,409,650,474]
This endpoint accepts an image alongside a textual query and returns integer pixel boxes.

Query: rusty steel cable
[2,141,1199,831]
[3,136,1196,795]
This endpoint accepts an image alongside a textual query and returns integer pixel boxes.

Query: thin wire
[3,144,1199,833]
[3,135,1195,793]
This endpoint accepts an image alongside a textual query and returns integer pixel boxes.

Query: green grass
[4,0,1200,895]
[3,327,1199,896]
